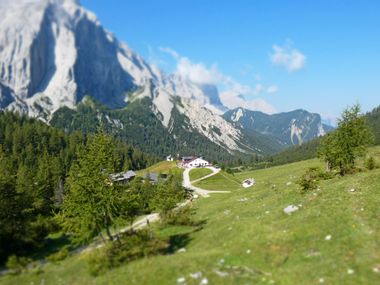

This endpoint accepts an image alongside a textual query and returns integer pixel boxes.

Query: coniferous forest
[0,111,159,263]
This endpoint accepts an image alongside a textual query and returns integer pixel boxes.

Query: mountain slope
[50,96,284,162]
[224,107,334,146]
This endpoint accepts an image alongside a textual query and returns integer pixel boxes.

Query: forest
[0,111,159,263]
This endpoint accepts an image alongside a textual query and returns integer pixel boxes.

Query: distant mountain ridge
[224,108,334,146]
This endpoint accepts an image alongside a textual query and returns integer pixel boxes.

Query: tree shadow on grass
[31,234,81,261]
[164,221,207,255]
[166,233,192,254]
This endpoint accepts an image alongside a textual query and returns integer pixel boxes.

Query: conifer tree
[57,132,125,244]
[318,104,374,175]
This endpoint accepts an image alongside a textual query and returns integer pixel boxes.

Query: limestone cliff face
[0,0,154,117]
[0,0,228,121]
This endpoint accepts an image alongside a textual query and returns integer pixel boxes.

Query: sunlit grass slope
[1,147,379,285]
[189,168,213,181]
[137,160,178,176]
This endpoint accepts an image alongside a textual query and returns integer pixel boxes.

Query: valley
[0,1,379,284]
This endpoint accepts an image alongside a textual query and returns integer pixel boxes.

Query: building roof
[144,172,159,183]
[110,170,136,182]
[184,157,209,164]
[182,156,196,160]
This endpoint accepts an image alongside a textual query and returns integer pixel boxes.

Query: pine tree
[56,132,125,244]
[318,104,374,175]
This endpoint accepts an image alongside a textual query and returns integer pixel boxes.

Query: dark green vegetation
[0,111,155,264]
[56,132,139,244]
[266,138,321,167]
[318,104,374,175]
[366,105,380,144]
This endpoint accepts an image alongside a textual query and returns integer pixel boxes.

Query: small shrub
[365,156,376,170]
[297,166,335,194]
[46,248,69,263]
[297,167,321,193]
[87,230,168,276]
[161,205,197,226]
[6,255,32,274]
[87,250,106,276]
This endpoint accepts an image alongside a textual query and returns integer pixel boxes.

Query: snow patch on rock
[231,108,244,122]
[290,119,303,145]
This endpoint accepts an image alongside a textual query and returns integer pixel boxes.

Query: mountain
[224,108,334,146]
[0,0,330,161]
[0,0,228,119]
[49,96,284,162]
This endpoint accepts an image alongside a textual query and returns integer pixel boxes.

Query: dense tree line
[0,111,156,263]
[264,138,322,167]
[366,105,380,145]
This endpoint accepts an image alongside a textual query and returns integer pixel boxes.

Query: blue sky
[81,0,379,122]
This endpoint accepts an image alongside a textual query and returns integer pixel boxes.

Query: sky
[81,0,380,123]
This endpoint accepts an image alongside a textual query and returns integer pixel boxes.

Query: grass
[2,147,380,284]
[194,170,242,191]
[136,161,178,176]
[189,168,213,181]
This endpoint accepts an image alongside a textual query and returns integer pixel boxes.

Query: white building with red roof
[181,157,210,168]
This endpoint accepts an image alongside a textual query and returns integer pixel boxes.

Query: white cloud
[160,47,222,85]
[218,80,276,114]
[253,84,264,95]
[271,43,306,71]
[158,47,180,60]
[220,90,277,114]
[267,85,279,94]
[254,74,263,81]
[321,113,338,127]
[158,47,278,113]
[177,58,222,85]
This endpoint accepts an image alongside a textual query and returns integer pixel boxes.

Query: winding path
[182,166,231,197]
[0,167,228,276]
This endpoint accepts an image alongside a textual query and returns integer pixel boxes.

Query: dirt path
[0,168,223,275]
[80,199,191,254]
[182,166,231,197]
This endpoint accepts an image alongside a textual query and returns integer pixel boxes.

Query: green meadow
[189,168,213,181]
[1,147,379,285]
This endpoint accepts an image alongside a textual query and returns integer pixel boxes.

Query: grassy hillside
[137,160,178,176]
[189,168,213,181]
[1,147,379,284]
[194,171,242,191]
